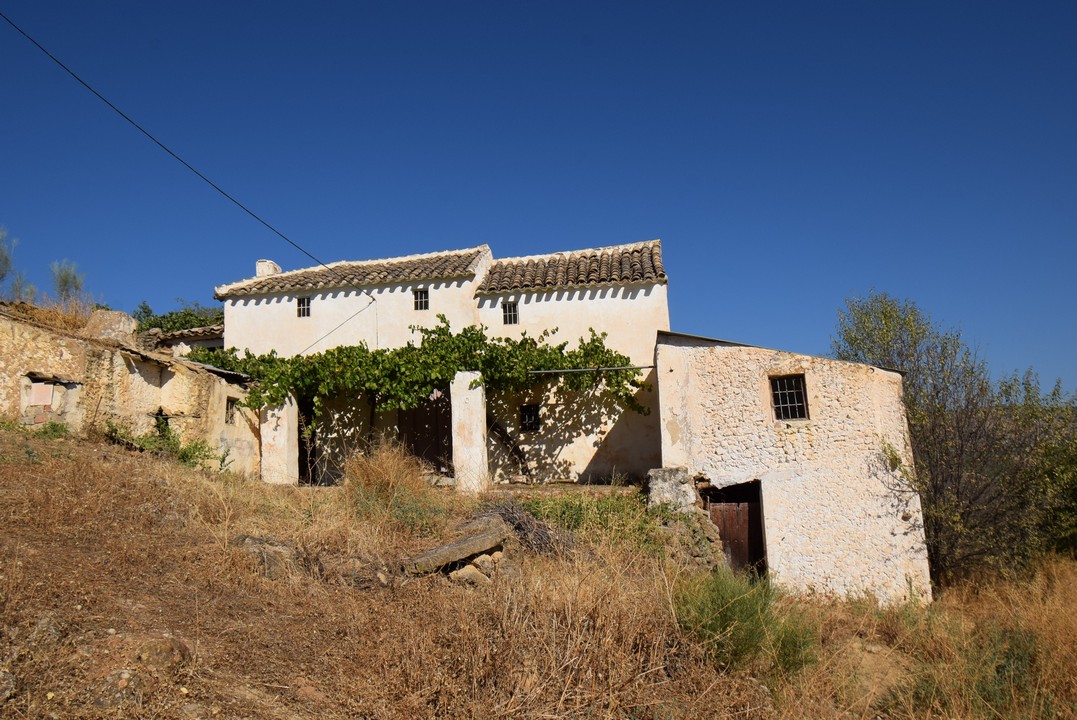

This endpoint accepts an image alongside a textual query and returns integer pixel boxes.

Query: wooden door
[398,387,453,476]
[709,502,752,572]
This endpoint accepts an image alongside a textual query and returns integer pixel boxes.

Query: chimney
[256,259,281,277]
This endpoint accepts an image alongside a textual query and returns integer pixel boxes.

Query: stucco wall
[478,283,669,481]
[223,277,485,357]
[477,283,669,366]
[656,337,931,603]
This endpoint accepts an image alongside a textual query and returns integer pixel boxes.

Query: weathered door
[709,502,752,572]
[703,480,766,574]
[398,387,453,476]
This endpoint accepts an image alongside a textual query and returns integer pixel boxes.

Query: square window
[413,288,429,311]
[296,296,311,318]
[520,404,541,432]
[502,300,519,325]
[225,398,238,424]
[770,374,809,420]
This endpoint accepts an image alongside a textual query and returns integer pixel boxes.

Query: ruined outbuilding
[653,331,932,603]
[0,304,258,476]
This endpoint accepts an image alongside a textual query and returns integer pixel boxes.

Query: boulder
[402,515,511,575]
[79,310,138,344]
[229,534,297,579]
[135,635,191,673]
[449,565,492,587]
[647,467,699,512]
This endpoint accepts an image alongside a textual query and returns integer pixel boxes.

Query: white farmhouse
[213,239,933,601]
[215,240,669,485]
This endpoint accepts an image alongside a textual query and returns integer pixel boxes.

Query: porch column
[450,371,489,493]
[260,396,299,485]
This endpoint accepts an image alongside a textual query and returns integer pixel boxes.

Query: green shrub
[674,568,816,675]
[34,421,68,439]
[519,492,666,553]
[104,418,221,469]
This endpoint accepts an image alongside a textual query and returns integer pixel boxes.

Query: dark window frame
[413,288,429,311]
[770,374,809,420]
[296,296,311,318]
[520,403,541,432]
[225,397,238,425]
[502,300,519,325]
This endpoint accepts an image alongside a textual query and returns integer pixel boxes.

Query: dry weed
[3,427,1074,719]
[4,296,97,333]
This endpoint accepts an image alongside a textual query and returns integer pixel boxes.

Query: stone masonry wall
[657,338,932,603]
[0,311,260,477]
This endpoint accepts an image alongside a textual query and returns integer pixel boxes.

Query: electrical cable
[0,9,345,282]
[297,295,378,356]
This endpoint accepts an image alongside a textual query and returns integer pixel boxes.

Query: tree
[833,292,1077,585]
[0,228,11,286]
[132,299,224,332]
[50,259,84,301]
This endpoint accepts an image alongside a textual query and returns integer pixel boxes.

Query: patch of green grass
[519,492,667,553]
[34,421,69,439]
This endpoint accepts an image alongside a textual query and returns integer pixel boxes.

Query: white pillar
[451,371,490,493]
[260,397,299,485]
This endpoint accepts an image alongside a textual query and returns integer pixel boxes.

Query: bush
[104,418,221,469]
[34,421,68,439]
[518,492,667,553]
[674,568,816,675]
[343,441,462,536]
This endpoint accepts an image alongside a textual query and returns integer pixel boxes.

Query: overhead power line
[0,9,346,283]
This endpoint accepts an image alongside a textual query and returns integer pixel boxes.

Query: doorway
[397,387,453,476]
[701,480,767,575]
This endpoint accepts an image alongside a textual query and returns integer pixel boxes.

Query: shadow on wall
[870,440,926,539]
[486,375,659,484]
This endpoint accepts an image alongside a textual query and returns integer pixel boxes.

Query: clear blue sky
[2,1,1074,389]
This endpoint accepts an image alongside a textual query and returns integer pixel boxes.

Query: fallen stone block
[402,516,511,575]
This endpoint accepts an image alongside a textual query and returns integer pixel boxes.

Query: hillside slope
[1,426,1074,719]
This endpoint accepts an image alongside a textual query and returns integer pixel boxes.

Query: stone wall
[656,334,932,603]
[0,309,259,477]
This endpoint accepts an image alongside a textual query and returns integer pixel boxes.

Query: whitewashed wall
[478,283,669,482]
[656,336,932,603]
[223,276,486,357]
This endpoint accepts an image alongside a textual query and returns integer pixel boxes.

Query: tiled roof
[475,240,666,294]
[215,246,490,299]
[159,324,224,342]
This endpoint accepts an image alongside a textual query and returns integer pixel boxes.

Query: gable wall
[656,338,932,603]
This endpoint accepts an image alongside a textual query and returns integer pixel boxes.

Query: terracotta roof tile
[215,246,490,299]
[475,240,665,294]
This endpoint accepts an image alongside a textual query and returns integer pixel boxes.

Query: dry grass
[774,560,1077,720]
[0,430,754,718]
[3,296,98,333]
[1,426,1074,719]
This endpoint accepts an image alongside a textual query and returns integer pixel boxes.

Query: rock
[229,534,297,579]
[471,553,497,575]
[79,310,138,344]
[403,516,512,574]
[450,565,492,587]
[94,669,143,709]
[135,635,191,673]
[0,671,15,703]
[647,467,699,512]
